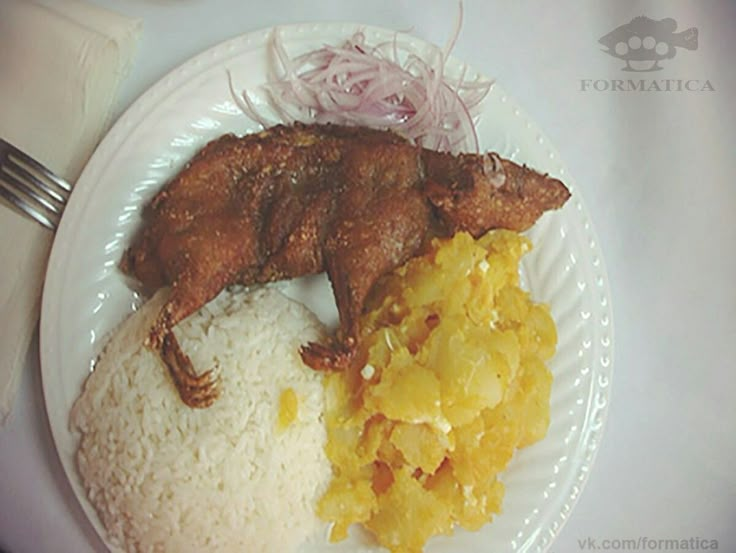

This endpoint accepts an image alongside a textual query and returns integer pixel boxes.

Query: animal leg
[147,216,261,407]
[300,188,430,371]
[160,332,219,408]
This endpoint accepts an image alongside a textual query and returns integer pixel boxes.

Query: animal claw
[178,382,220,409]
[159,331,220,408]
[300,340,356,372]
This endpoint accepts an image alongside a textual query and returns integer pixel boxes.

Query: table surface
[1,1,735,552]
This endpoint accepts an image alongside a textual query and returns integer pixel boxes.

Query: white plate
[40,22,614,553]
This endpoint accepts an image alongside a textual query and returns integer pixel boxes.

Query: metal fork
[0,139,71,231]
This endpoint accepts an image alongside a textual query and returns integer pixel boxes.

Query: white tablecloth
[1,1,734,552]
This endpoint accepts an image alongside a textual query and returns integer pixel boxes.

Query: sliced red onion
[231,14,492,153]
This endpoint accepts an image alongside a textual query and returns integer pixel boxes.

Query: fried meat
[121,123,570,407]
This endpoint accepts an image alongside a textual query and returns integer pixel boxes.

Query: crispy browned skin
[121,123,570,407]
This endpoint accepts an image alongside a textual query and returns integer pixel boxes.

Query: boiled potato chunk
[364,348,443,425]
[318,230,556,552]
[389,423,447,474]
[366,468,453,553]
[317,476,377,542]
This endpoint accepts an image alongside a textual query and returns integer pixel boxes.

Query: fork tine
[0,139,72,192]
[0,181,56,230]
[0,169,62,215]
[0,139,70,231]
[3,157,68,204]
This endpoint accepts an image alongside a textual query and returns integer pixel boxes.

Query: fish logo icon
[599,16,698,72]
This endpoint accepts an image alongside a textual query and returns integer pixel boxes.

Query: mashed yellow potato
[317,230,556,553]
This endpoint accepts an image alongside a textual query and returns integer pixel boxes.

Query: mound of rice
[70,287,331,553]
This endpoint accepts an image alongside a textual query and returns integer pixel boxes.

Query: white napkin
[0,0,142,423]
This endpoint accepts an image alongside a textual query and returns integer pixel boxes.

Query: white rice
[70,287,331,553]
